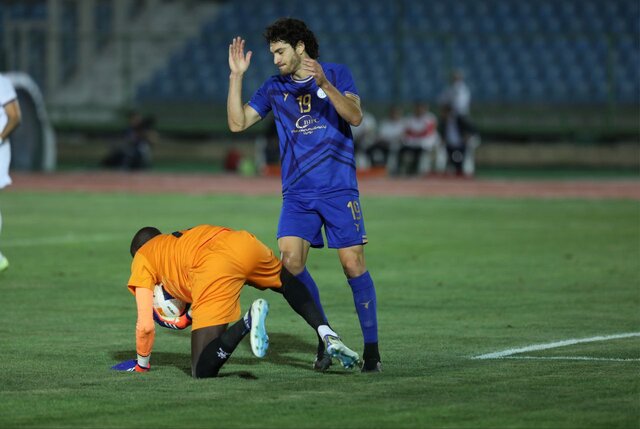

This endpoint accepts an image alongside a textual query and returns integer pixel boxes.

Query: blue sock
[348,271,378,344]
[296,268,328,324]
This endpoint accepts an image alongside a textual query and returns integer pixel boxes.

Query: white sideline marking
[472,332,640,360]
[3,233,126,247]
[503,356,640,362]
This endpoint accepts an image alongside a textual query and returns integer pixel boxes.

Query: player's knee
[280,252,305,275]
[341,257,366,278]
[339,248,366,278]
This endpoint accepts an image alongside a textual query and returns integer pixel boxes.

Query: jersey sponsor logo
[283,92,289,101]
[295,115,319,129]
[293,114,327,136]
[316,88,327,98]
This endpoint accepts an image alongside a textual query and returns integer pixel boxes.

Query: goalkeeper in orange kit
[112,224,360,378]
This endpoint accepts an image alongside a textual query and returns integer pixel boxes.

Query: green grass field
[0,190,638,428]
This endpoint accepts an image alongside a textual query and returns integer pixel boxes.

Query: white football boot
[249,299,269,358]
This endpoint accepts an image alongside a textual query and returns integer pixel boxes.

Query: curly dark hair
[263,17,319,59]
[130,226,161,257]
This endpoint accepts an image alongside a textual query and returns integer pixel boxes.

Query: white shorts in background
[0,141,12,189]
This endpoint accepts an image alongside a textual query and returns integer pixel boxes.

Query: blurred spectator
[102,110,155,170]
[398,102,443,176]
[351,109,377,170]
[371,105,404,173]
[0,72,22,273]
[439,69,471,119]
[255,117,280,176]
[263,117,280,167]
[438,103,480,177]
[223,148,242,172]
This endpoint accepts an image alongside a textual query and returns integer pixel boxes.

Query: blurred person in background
[372,105,404,174]
[438,102,479,177]
[0,73,22,272]
[399,102,443,176]
[101,110,155,171]
[254,116,281,176]
[351,109,377,170]
[439,69,471,119]
[439,69,479,176]
[227,17,382,372]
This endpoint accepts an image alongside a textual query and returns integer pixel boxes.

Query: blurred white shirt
[351,110,377,148]
[378,117,404,146]
[0,74,17,139]
[441,80,471,116]
[404,111,438,150]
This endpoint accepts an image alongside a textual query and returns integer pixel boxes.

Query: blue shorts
[277,194,368,249]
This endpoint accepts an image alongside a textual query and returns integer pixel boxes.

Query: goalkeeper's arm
[133,287,155,370]
[112,286,155,372]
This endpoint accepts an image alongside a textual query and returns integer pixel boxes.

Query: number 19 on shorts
[347,200,362,221]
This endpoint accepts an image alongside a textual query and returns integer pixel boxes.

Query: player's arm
[1,99,21,141]
[134,287,155,366]
[112,286,155,372]
[302,59,363,126]
[227,37,262,132]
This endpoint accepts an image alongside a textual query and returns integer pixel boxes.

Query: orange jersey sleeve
[127,252,159,295]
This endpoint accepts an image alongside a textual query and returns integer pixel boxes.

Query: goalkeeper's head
[130,226,161,257]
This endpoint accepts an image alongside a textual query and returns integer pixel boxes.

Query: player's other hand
[302,58,327,87]
[111,359,149,372]
[153,306,192,330]
[229,36,252,76]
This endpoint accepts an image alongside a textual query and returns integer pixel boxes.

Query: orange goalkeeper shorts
[189,230,282,330]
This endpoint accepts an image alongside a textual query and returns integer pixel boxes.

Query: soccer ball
[153,283,187,319]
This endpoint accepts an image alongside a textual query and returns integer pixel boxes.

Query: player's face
[269,41,302,75]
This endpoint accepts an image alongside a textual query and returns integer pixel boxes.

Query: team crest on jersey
[316,88,327,99]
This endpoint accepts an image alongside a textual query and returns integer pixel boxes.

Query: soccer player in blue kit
[227,18,381,372]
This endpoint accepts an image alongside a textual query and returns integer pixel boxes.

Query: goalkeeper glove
[153,306,192,330]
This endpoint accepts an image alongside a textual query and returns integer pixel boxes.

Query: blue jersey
[248,63,360,198]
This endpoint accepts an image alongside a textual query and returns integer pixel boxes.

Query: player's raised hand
[302,58,328,88]
[229,37,252,76]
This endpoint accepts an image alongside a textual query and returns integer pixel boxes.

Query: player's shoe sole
[323,335,360,369]
[313,352,333,371]
[249,298,269,358]
[361,360,382,373]
[0,256,8,273]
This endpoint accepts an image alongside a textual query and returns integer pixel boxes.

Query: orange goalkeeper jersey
[127,225,282,357]
[127,225,230,301]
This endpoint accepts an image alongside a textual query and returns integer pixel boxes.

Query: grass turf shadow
[111,332,353,377]
[242,332,358,376]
